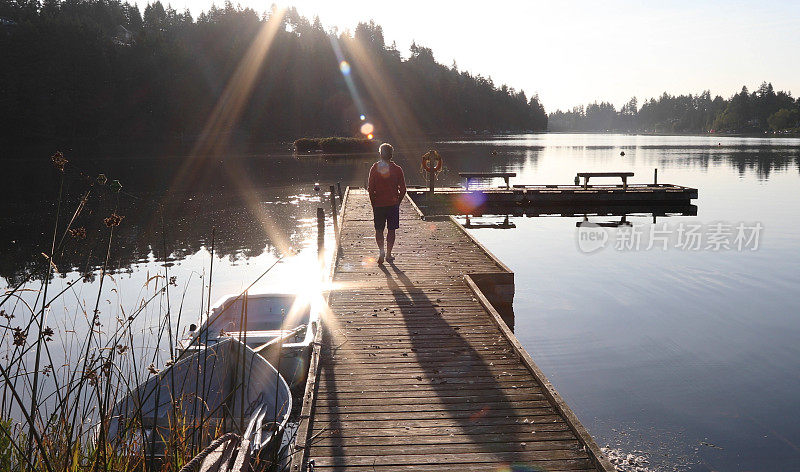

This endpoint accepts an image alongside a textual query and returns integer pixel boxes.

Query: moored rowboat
[193,292,320,391]
[107,337,292,460]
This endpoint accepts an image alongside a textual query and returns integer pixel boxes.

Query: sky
[150,0,800,112]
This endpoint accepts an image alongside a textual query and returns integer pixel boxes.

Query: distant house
[113,25,134,46]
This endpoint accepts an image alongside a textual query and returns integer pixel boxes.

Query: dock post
[654,168,658,186]
[337,182,343,201]
[317,207,325,256]
[428,168,435,194]
[329,186,338,217]
[329,185,339,234]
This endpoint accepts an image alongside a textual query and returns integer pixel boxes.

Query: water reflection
[3,133,796,285]
[463,214,515,229]
[438,133,800,181]
[0,152,378,285]
[577,215,633,228]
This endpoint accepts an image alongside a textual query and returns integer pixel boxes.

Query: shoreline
[2,131,799,162]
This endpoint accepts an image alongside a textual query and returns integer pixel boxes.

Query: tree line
[0,0,547,151]
[549,83,800,134]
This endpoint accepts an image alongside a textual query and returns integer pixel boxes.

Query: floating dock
[410,183,698,216]
[290,189,614,471]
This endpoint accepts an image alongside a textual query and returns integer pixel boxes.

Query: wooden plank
[313,392,547,406]
[321,365,531,375]
[303,413,566,428]
[311,389,546,401]
[310,463,595,472]
[319,355,522,364]
[306,423,573,438]
[315,382,541,394]
[313,399,552,413]
[311,411,559,424]
[309,452,591,467]
[307,441,583,456]
[322,366,530,375]
[317,372,536,384]
[308,430,579,446]
[310,442,582,458]
[319,356,522,365]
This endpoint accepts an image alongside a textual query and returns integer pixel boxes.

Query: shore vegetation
[549,83,800,134]
[294,137,377,154]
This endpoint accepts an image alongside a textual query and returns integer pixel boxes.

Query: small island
[294,137,380,154]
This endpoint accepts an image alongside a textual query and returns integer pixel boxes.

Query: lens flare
[339,60,351,75]
[360,114,366,121]
[367,133,374,139]
[343,36,428,158]
[164,8,291,254]
[330,36,367,114]
[455,191,488,214]
[360,122,374,135]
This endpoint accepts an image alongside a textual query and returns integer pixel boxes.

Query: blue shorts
[373,205,400,231]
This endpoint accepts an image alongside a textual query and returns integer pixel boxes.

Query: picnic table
[459,172,516,189]
[575,172,634,189]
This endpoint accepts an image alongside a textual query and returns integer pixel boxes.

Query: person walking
[367,143,406,264]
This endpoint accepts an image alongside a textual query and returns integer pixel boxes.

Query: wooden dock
[291,189,614,472]
[409,183,698,216]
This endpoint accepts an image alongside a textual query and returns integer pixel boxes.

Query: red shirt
[368,160,406,207]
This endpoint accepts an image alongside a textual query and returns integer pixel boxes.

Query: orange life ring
[421,150,442,173]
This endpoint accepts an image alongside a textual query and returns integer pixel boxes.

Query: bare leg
[386,229,396,260]
[375,229,385,263]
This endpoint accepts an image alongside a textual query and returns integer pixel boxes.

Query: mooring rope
[178,432,241,472]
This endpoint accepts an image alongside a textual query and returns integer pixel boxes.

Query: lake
[1,134,798,471]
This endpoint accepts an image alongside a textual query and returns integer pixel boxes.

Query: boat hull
[107,338,292,458]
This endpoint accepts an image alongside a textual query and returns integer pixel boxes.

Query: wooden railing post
[329,185,339,234]
[317,207,325,256]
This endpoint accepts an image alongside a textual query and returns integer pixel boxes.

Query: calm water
[2,134,799,470]
[451,134,800,471]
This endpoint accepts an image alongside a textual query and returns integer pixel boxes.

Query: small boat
[192,292,319,391]
[107,337,291,461]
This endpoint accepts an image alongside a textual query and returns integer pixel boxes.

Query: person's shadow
[372,261,552,457]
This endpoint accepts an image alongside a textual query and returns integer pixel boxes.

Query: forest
[549,83,800,134]
[0,0,548,150]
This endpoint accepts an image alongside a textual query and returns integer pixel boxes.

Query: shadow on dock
[372,262,551,455]
[318,325,346,469]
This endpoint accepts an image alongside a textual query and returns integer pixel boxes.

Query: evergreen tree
[549,84,798,133]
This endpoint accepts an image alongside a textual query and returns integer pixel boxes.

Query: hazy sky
[154,0,800,112]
